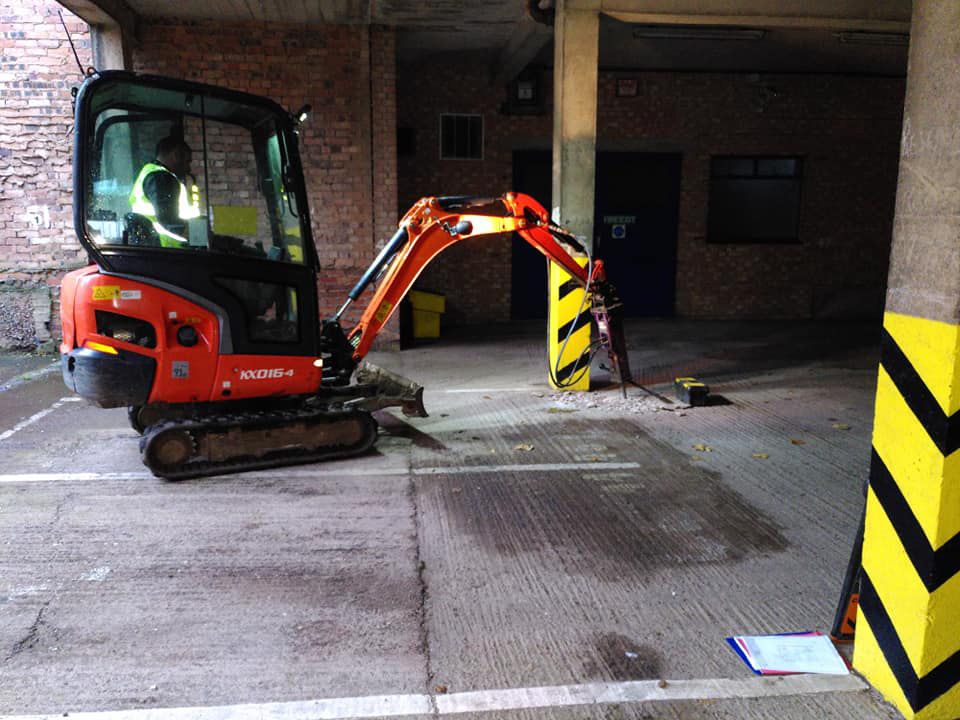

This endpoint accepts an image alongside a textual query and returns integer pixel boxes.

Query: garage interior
[1,1,958,719]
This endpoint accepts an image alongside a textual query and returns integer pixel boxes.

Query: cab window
[83,82,306,265]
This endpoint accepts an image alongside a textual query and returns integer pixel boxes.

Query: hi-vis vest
[129,163,200,247]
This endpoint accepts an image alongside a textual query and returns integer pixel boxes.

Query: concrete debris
[552,388,677,415]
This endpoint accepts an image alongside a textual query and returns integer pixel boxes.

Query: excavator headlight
[294,104,311,124]
[84,341,118,355]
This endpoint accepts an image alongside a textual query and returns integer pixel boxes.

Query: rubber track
[140,407,378,480]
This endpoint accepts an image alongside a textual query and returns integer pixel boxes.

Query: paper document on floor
[727,632,850,675]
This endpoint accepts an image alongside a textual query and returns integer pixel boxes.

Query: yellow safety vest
[129,163,200,247]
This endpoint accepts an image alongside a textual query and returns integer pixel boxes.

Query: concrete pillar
[853,2,960,719]
[91,23,130,70]
[551,0,599,250]
[548,1,598,390]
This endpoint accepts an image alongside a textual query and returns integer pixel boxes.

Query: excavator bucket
[354,361,428,418]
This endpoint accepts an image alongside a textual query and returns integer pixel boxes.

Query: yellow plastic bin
[409,290,445,339]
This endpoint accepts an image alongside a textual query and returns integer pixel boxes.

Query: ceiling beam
[491,15,554,85]
[602,12,910,32]
[597,0,911,31]
[56,0,138,41]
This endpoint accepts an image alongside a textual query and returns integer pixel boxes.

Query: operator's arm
[143,171,186,236]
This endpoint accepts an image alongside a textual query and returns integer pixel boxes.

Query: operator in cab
[128,136,201,247]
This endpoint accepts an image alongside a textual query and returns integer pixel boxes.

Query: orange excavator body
[60,71,629,479]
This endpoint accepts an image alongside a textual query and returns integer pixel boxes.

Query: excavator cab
[64,71,324,408]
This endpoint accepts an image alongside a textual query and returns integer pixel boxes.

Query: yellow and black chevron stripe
[548,261,591,390]
[854,312,960,719]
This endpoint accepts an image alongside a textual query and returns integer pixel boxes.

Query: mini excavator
[60,71,630,479]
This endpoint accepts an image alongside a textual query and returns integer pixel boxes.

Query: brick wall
[597,72,903,318]
[0,0,91,349]
[132,19,398,336]
[371,27,398,250]
[0,2,904,350]
[398,59,904,321]
[398,54,552,324]
[0,6,397,350]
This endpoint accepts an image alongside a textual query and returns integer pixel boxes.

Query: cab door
[74,72,320,359]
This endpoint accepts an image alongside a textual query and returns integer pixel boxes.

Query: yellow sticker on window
[374,301,393,324]
[212,205,257,236]
[92,286,120,301]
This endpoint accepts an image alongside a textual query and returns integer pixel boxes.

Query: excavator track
[140,406,378,480]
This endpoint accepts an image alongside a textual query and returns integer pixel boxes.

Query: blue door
[594,152,681,317]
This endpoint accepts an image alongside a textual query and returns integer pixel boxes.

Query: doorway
[595,152,681,316]
[510,151,681,318]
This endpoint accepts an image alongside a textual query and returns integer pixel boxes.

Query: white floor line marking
[443,388,537,393]
[413,462,642,475]
[0,674,867,720]
[436,675,866,715]
[0,462,642,485]
[0,399,68,442]
[0,472,154,484]
[0,362,59,393]
[0,693,431,720]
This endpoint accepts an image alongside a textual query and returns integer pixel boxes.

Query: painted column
[548,258,591,390]
[853,2,960,718]
[549,0,598,390]
[91,23,131,70]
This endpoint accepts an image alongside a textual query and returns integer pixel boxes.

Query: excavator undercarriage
[129,361,425,479]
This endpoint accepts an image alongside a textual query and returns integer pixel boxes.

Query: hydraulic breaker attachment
[590,282,633,396]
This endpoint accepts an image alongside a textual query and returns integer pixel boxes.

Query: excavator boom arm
[343,193,607,362]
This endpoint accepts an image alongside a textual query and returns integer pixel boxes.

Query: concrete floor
[0,320,902,719]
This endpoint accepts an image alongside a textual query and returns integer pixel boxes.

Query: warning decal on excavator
[375,301,393,324]
[92,286,121,301]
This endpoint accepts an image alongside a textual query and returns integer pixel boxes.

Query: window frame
[439,113,484,161]
[706,154,804,245]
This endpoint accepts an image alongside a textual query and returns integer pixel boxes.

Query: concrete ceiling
[96,0,530,61]
[62,0,912,76]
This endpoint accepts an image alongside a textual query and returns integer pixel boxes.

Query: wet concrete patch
[425,420,788,581]
[584,633,663,681]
